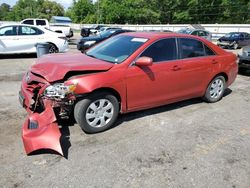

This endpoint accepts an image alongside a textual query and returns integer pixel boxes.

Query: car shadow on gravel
[112,88,232,130]
[0,54,37,59]
[27,89,233,157]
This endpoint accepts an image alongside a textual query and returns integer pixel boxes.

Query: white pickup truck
[20,18,73,38]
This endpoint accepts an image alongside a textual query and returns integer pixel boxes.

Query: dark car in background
[217,32,250,50]
[177,28,212,41]
[80,24,106,37]
[77,29,133,52]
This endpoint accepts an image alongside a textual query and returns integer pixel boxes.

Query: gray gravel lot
[0,39,250,188]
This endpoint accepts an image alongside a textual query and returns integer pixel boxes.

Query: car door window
[22,20,34,25]
[139,38,177,62]
[179,38,205,58]
[19,26,43,35]
[0,26,18,36]
[204,45,216,56]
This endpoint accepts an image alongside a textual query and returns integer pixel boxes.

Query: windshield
[99,30,117,38]
[86,35,148,64]
[178,29,192,34]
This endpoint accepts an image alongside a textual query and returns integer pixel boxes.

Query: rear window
[179,38,205,58]
[36,20,46,26]
[20,26,43,35]
[22,20,34,25]
[204,45,216,56]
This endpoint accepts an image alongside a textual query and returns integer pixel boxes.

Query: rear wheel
[48,43,58,53]
[74,92,119,133]
[203,76,226,103]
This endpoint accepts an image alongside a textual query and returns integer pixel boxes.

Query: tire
[203,76,226,103]
[74,92,119,133]
[232,42,239,50]
[48,43,58,53]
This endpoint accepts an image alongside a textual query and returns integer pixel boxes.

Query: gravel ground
[0,37,250,188]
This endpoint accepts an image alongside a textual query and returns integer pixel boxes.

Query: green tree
[0,3,11,21]
[66,0,94,23]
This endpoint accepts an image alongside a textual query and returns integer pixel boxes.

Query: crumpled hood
[31,53,114,82]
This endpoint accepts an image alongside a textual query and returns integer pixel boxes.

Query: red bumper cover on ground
[22,101,63,155]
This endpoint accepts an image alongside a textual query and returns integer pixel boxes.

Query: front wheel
[203,76,226,103]
[74,92,119,133]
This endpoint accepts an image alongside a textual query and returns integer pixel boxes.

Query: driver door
[125,38,182,111]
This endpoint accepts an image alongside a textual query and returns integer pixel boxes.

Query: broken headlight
[44,83,77,99]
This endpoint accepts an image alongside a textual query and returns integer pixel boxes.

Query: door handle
[172,65,181,71]
[212,59,218,64]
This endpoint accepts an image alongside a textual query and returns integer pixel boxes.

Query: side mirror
[135,57,153,66]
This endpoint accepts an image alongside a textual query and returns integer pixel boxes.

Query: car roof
[0,23,40,28]
[121,32,201,40]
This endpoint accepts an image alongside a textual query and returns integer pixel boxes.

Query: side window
[204,45,216,56]
[191,31,199,36]
[36,20,46,26]
[19,26,43,35]
[140,38,177,62]
[0,26,18,36]
[22,20,34,25]
[179,38,205,58]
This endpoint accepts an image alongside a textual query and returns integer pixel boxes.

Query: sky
[0,0,73,9]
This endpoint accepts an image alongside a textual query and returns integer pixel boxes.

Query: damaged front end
[20,72,77,156]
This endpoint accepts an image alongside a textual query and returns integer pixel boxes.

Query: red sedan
[20,32,238,155]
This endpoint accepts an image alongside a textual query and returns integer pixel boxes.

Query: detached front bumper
[19,73,63,155]
[22,100,62,155]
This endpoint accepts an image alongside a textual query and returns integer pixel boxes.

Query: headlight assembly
[44,83,77,99]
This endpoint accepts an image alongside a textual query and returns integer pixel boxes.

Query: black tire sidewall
[203,76,226,103]
[49,44,58,53]
[74,92,119,133]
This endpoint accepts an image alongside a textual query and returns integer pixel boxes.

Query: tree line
[0,0,249,24]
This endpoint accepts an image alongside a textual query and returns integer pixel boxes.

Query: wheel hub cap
[86,99,114,128]
[210,79,223,99]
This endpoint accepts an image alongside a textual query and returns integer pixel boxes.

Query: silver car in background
[238,45,250,69]
[178,28,212,41]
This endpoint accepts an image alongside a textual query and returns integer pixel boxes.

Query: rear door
[176,38,217,96]
[0,26,19,53]
[17,26,45,53]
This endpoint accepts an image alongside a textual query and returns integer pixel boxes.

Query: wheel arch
[213,72,228,82]
[77,87,123,112]
[203,72,228,96]
[47,42,58,51]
